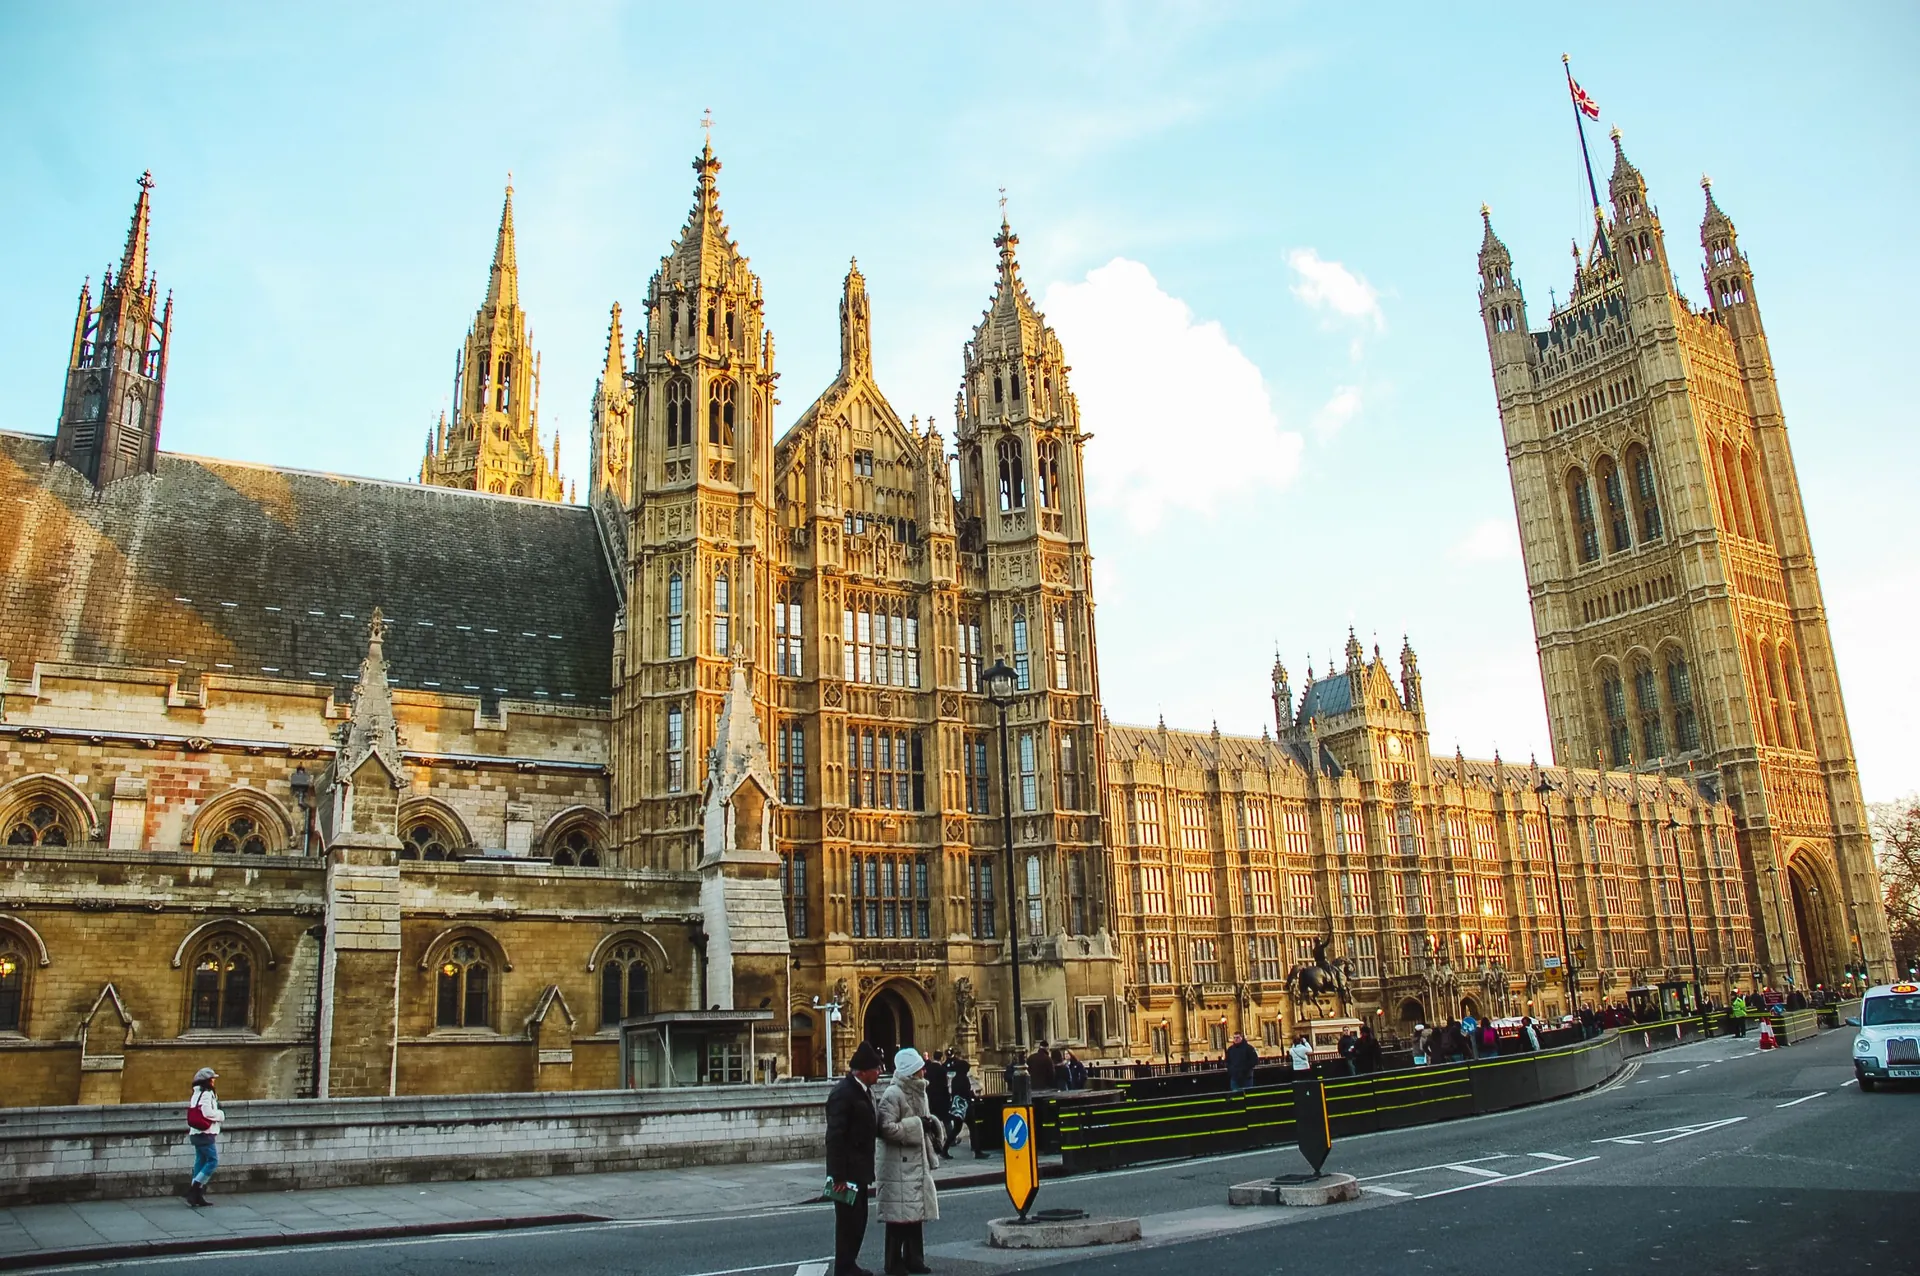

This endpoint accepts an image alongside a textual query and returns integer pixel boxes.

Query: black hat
[849,1040,883,1071]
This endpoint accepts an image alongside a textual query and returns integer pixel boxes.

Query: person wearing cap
[184,1067,225,1207]
[875,1046,943,1275]
[826,1040,884,1276]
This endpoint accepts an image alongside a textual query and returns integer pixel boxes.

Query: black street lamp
[1535,779,1580,1022]
[1665,816,1705,1022]
[982,658,1027,1056]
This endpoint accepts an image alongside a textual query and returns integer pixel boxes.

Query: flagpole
[1562,54,1603,214]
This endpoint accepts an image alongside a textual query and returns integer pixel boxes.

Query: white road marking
[1593,1116,1748,1145]
[1360,1154,1511,1181]
[1528,1152,1575,1162]
[1447,1164,1508,1178]
[1842,1078,1858,1087]
[1415,1155,1600,1199]
[1635,1079,1649,1084]
[1366,1185,1414,1197]
[795,1263,830,1276]
[1776,1091,1827,1108]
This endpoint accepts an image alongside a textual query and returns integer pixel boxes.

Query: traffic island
[988,1208,1142,1249]
[1227,1172,1360,1207]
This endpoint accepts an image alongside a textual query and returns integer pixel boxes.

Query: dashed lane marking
[1359,1154,1511,1181]
[1776,1091,1828,1108]
[795,1263,830,1276]
[1842,1078,1858,1087]
[1414,1155,1600,1200]
[1447,1164,1508,1178]
[1366,1186,1414,1198]
[1528,1152,1575,1162]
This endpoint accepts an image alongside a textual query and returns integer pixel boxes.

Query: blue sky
[3,3,1915,799]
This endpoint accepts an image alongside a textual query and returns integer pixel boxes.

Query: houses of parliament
[0,135,1892,1106]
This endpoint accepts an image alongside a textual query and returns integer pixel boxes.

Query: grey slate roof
[1297,672,1352,723]
[0,432,616,708]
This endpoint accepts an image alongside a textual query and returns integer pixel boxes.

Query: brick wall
[0,1083,833,1204]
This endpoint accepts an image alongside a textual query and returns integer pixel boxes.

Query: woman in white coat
[875,1046,943,1274]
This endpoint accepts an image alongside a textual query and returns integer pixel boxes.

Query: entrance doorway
[790,1012,815,1079]
[1459,996,1482,1021]
[863,987,915,1061]
[1397,998,1426,1037]
[1788,860,1836,988]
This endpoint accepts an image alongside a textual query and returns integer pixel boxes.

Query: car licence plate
[1888,1068,1920,1078]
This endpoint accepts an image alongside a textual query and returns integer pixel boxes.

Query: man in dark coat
[1354,1024,1382,1074]
[1026,1040,1057,1091]
[826,1041,884,1276]
[1224,1031,1259,1092]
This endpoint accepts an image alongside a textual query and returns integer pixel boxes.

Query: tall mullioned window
[1037,440,1062,509]
[666,376,691,448]
[969,856,997,938]
[1568,468,1600,564]
[1018,731,1038,811]
[964,734,991,814]
[712,572,730,655]
[842,593,920,687]
[1602,671,1630,766]
[781,851,809,938]
[666,571,685,658]
[1628,444,1663,541]
[851,853,930,939]
[847,726,923,811]
[957,611,982,691]
[1011,607,1031,690]
[1051,607,1071,691]
[997,437,1026,510]
[1668,654,1700,752]
[1057,730,1079,810]
[778,721,806,803]
[775,585,803,676]
[1635,660,1666,759]
[666,705,686,792]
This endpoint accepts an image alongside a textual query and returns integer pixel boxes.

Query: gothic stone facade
[1478,131,1893,992]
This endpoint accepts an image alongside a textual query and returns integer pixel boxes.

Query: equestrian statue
[1285,936,1352,1014]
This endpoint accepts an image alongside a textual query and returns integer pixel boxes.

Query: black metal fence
[1056,1032,1624,1174]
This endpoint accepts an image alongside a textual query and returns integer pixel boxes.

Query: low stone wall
[0,1082,832,1205]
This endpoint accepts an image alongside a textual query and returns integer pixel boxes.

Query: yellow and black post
[1294,1075,1331,1178]
[1002,1075,1039,1218]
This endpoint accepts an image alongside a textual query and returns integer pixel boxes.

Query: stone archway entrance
[790,1011,816,1079]
[1397,998,1426,1036]
[1787,855,1840,989]
[863,986,915,1061]
[1459,996,1482,1021]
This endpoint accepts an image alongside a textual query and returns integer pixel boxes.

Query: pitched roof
[1298,672,1352,722]
[0,432,616,708]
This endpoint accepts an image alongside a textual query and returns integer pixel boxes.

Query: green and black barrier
[1055,1032,1624,1174]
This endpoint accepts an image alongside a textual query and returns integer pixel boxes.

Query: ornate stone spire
[839,257,872,382]
[486,180,518,310]
[120,171,155,287]
[339,609,402,782]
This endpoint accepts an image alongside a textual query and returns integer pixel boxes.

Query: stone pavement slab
[0,1146,1046,1271]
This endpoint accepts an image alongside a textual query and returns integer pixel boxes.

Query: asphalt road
[41,1030,1920,1276]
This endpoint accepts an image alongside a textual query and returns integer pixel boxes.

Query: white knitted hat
[893,1046,925,1077]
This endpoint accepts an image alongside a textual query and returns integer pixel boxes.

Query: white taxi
[1849,983,1920,1091]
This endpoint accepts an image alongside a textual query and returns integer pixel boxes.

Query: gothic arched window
[1627,445,1663,542]
[1051,606,1071,691]
[478,352,492,407]
[1633,659,1665,760]
[712,571,731,655]
[434,940,491,1029]
[993,375,1003,404]
[1600,666,1630,767]
[0,932,29,1033]
[1037,440,1062,510]
[1566,468,1599,564]
[709,380,736,446]
[496,355,512,411]
[210,812,271,856]
[667,377,690,450]
[5,803,71,847]
[400,820,452,861]
[996,438,1026,512]
[706,303,716,339]
[1666,653,1700,753]
[1739,449,1771,545]
[1597,456,1632,554]
[188,934,254,1031]
[1779,642,1810,750]
[1012,606,1031,691]
[1721,441,1752,538]
[551,825,602,868]
[599,942,649,1028]
[667,570,685,658]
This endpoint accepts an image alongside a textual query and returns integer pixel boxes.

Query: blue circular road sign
[1003,1112,1029,1150]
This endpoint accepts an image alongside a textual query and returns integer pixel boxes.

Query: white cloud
[1450,517,1521,563]
[1288,248,1384,330]
[1313,385,1363,438]
[1044,258,1302,530]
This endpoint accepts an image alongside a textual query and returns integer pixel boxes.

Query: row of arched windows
[1749,634,1813,752]
[664,294,740,349]
[476,353,512,412]
[660,376,742,450]
[994,437,1067,514]
[0,922,655,1039]
[1597,648,1701,767]
[1566,444,1662,565]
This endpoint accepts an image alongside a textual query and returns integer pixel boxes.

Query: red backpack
[186,1092,214,1131]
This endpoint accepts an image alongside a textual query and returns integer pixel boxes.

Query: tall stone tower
[611,143,779,869]
[1478,129,1892,988]
[953,216,1112,1046]
[421,183,566,501]
[54,171,171,488]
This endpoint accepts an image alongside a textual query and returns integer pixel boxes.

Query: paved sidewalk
[0,1147,1035,1271]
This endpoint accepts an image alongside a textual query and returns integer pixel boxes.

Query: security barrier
[1056,1033,1623,1174]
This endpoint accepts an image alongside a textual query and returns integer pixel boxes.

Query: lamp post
[982,658,1026,1057]
[1764,864,1796,990]
[289,765,315,856]
[1665,817,1704,1021]
[1535,779,1579,1020]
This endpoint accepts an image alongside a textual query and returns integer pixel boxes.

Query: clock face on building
[1386,734,1404,758]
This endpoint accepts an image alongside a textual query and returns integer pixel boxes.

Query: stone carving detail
[18,728,50,743]
[825,812,847,838]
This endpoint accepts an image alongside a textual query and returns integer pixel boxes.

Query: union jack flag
[1570,77,1600,120]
